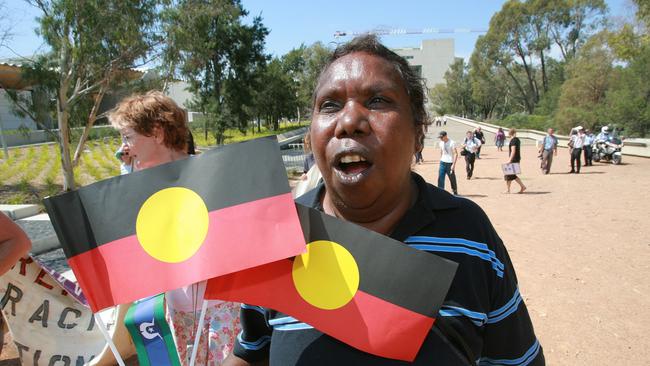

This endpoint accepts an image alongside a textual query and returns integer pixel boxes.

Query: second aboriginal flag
[205,204,458,361]
[44,137,305,312]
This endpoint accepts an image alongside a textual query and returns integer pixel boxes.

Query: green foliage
[555,32,612,132]
[162,0,269,144]
[281,42,332,118]
[501,113,553,131]
[603,46,650,137]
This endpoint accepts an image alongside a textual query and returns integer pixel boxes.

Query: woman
[495,127,506,151]
[462,130,481,179]
[109,91,239,365]
[226,35,543,366]
[505,128,527,194]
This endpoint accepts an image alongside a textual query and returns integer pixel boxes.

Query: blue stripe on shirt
[274,322,314,331]
[268,316,298,326]
[237,331,271,350]
[406,236,504,270]
[439,287,523,327]
[240,304,266,315]
[407,243,504,277]
[439,305,488,327]
[487,288,523,324]
[478,339,541,366]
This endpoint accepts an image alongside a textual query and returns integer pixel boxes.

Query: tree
[555,32,613,132]
[162,0,268,145]
[281,42,331,121]
[255,58,297,130]
[442,59,474,117]
[19,0,160,191]
[482,0,607,114]
[470,36,512,120]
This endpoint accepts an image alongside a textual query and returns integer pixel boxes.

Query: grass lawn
[0,121,306,206]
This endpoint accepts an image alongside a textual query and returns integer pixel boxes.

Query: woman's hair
[303,129,312,153]
[508,128,517,137]
[109,91,188,152]
[314,34,430,150]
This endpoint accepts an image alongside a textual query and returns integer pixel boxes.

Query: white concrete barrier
[447,115,649,158]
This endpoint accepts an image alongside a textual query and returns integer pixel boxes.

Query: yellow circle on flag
[291,240,360,310]
[136,187,209,263]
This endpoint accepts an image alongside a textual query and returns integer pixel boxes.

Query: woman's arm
[0,213,32,275]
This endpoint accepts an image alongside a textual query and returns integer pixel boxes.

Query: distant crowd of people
[421,120,622,196]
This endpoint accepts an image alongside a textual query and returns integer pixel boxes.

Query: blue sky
[0,0,637,61]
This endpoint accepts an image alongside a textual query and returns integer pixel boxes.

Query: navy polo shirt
[233,173,544,365]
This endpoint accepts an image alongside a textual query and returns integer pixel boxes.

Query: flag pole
[189,300,209,366]
[94,313,126,366]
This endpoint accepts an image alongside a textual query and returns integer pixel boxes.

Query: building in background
[392,39,456,91]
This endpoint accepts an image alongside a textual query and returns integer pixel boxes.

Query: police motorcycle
[592,127,624,165]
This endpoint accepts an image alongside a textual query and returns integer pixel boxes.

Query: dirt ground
[2,121,649,365]
[413,122,650,365]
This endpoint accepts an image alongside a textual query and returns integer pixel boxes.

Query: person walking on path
[505,128,526,194]
[583,129,595,166]
[495,127,506,151]
[462,130,481,179]
[438,130,459,195]
[569,127,585,174]
[539,128,558,174]
[474,126,486,158]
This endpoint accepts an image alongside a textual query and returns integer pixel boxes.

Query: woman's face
[310,52,417,212]
[466,132,473,139]
[120,126,164,171]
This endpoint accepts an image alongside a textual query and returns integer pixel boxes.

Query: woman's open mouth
[334,153,373,184]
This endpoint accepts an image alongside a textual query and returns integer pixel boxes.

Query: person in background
[301,131,315,180]
[462,130,481,179]
[583,129,595,166]
[495,127,506,151]
[438,130,459,195]
[596,126,611,143]
[505,128,526,194]
[109,91,240,365]
[539,128,558,175]
[0,212,32,276]
[473,126,486,158]
[115,143,133,175]
[569,127,585,174]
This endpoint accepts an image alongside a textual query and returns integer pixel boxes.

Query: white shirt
[464,137,481,153]
[439,139,456,163]
[570,134,585,149]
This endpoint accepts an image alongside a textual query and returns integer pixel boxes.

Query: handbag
[460,149,468,156]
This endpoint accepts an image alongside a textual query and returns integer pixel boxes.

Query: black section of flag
[295,204,458,317]
[44,136,289,258]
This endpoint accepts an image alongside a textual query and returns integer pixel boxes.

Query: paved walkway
[414,120,650,366]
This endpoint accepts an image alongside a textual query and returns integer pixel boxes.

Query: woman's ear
[153,126,165,145]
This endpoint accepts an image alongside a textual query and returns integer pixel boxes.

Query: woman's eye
[368,96,389,107]
[319,100,340,112]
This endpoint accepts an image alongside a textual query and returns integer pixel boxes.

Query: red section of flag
[205,258,434,361]
[69,193,305,312]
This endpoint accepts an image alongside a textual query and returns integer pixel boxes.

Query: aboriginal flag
[44,137,305,313]
[205,204,458,361]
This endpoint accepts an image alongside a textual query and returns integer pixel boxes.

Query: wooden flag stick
[94,313,126,366]
[189,300,209,366]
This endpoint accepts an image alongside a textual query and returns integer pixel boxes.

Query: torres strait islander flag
[205,204,458,362]
[44,136,305,313]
